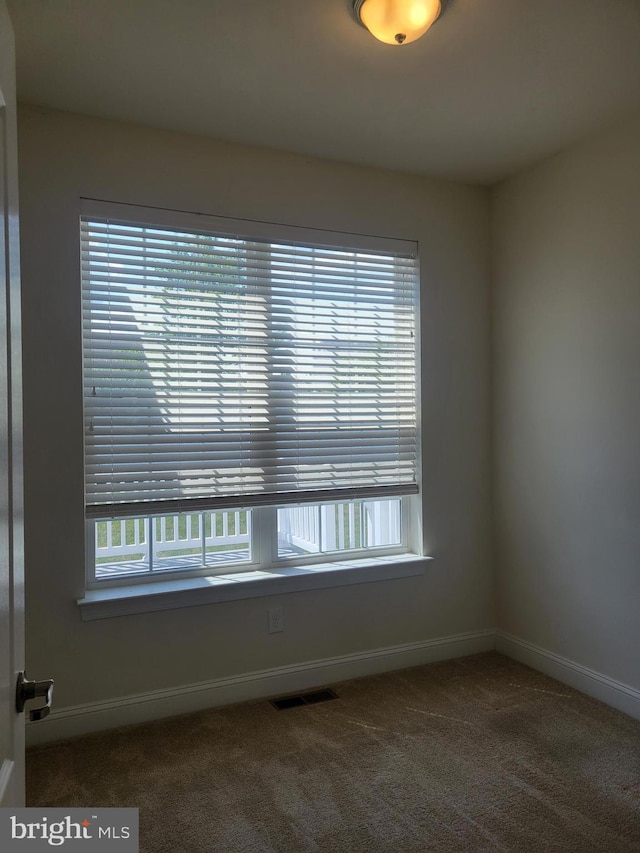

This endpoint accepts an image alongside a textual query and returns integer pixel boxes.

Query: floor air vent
[270,688,338,710]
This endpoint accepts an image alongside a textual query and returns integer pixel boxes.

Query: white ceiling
[8,0,640,184]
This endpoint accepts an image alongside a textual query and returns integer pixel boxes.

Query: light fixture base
[353,0,367,23]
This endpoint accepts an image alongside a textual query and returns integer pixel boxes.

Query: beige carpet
[27,652,640,852]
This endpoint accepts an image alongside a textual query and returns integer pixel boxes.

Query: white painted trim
[0,760,15,807]
[26,629,494,746]
[77,555,430,621]
[496,631,640,721]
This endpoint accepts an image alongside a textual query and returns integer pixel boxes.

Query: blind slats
[82,212,419,516]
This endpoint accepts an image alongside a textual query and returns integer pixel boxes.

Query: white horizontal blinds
[82,211,418,519]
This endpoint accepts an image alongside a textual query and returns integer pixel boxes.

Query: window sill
[77,554,430,621]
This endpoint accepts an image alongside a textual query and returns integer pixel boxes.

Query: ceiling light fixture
[353,0,441,46]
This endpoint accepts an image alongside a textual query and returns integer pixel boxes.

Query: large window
[81,201,420,586]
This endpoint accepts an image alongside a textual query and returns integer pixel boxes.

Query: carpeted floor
[27,652,640,852]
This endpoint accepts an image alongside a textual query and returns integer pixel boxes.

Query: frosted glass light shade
[355,0,441,45]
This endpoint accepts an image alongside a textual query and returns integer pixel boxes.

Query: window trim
[85,496,413,589]
[79,198,425,611]
[77,553,431,621]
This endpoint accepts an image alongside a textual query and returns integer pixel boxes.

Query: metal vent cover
[270,688,338,710]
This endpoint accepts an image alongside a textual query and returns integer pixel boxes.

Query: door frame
[0,0,26,808]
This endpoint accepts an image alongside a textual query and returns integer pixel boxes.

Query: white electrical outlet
[268,606,284,634]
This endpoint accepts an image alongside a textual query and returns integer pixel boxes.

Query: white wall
[17,106,493,716]
[493,113,640,691]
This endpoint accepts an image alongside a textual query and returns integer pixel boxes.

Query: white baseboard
[26,630,640,747]
[26,629,494,746]
[496,631,640,721]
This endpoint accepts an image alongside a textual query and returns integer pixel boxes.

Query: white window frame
[84,497,413,591]
[78,200,427,618]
